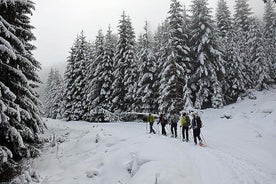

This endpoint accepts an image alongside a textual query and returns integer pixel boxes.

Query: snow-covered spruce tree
[44,68,64,119]
[247,18,274,90]
[233,0,252,33]
[216,0,232,38]
[63,31,89,121]
[215,0,245,104]
[51,69,64,119]
[263,0,276,76]
[111,12,135,112]
[135,21,157,113]
[222,30,247,104]
[124,16,137,112]
[43,68,55,118]
[189,0,225,109]
[100,26,117,111]
[182,4,194,111]
[153,21,169,112]
[0,0,44,181]
[233,0,253,89]
[157,0,191,114]
[84,30,105,118]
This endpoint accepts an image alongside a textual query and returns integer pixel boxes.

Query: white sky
[31,0,265,69]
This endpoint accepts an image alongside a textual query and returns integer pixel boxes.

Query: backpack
[185,116,191,126]
[196,117,202,128]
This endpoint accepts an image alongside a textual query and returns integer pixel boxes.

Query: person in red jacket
[158,114,167,135]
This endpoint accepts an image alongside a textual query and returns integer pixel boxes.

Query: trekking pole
[146,122,148,134]
[165,126,169,136]
[190,128,194,141]
[158,123,160,135]
[200,131,206,144]
[179,126,182,142]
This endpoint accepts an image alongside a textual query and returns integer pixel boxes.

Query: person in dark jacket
[148,113,156,134]
[158,114,167,135]
[191,114,202,145]
[169,113,178,138]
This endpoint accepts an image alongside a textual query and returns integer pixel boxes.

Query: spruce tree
[189,0,225,109]
[233,0,253,89]
[247,18,273,90]
[101,26,116,111]
[263,0,276,77]
[233,0,252,33]
[215,0,245,104]
[44,68,63,119]
[158,0,191,114]
[135,21,157,113]
[153,21,169,112]
[123,16,137,112]
[222,30,247,104]
[43,68,55,118]
[85,30,105,114]
[111,12,135,112]
[216,0,232,38]
[63,31,89,121]
[0,0,44,180]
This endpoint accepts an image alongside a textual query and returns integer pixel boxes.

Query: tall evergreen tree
[44,68,63,119]
[63,31,89,121]
[189,0,225,109]
[43,68,55,118]
[158,0,190,114]
[247,18,273,90]
[111,12,135,112]
[153,21,169,113]
[263,0,276,75]
[216,0,232,38]
[222,30,247,104]
[233,0,254,89]
[0,0,44,180]
[101,26,116,111]
[123,16,137,112]
[233,0,252,33]
[85,30,105,114]
[135,21,157,113]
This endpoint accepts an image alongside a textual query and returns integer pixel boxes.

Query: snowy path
[32,90,276,184]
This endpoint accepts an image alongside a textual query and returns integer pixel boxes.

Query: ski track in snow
[32,90,276,184]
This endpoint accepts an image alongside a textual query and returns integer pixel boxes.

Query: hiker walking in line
[180,112,190,142]
[158,114,167,135]
[169,112,178,138]
[148,113,156,134]
[191,113,203,145]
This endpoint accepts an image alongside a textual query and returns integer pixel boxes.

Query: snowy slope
[32,90,276,184]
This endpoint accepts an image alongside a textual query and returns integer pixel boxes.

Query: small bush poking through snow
[220,112,232,119]
[95,134,100,143]
[86,169,100,178]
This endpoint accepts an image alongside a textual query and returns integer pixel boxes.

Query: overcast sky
[31,0,265,70]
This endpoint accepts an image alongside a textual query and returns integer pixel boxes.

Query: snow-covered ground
[31,90,276,184]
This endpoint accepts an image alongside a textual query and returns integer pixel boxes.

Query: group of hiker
[148,112,204,146]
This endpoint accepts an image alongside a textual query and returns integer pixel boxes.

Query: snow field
[32,90,276,184]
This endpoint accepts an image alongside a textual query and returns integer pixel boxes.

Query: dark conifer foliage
[111,12,136,113]
[216,0,232,38]
[135,21,157,113]
[0,0,44,181]
[189,0,225,109]
[63,31,89,121]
